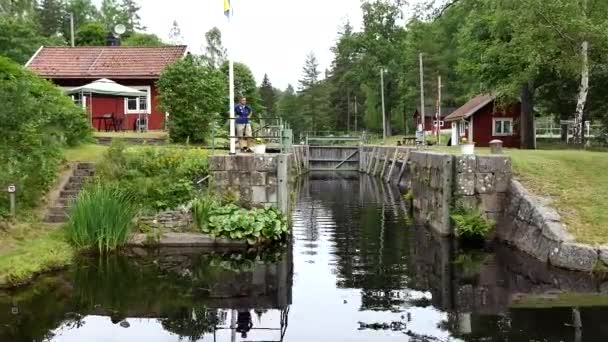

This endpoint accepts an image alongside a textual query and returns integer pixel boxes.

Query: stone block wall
[138,210,192,231]
[209,154,293,211]
[497,180,606,272]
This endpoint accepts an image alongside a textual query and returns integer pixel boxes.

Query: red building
[444,94,521,148]
[26,45,187,131]
[413,106,457,134]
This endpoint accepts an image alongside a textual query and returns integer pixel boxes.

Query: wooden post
[380,148,391,179]
[367,147,377,174]
[386,148,399,183]
[373,148,383,176]
[397,149,411,185]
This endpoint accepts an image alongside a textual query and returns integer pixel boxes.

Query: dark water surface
[2,173,608,341]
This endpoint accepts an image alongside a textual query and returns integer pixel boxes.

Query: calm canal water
[2,173,608,341]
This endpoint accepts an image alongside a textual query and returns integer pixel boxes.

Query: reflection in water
[3,172,608,341]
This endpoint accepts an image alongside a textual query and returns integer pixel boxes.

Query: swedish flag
[224,0,231,18]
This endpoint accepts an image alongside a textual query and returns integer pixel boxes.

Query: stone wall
[138,209,191,231]
[208,154,293,212]
[359,146,511,236]
[497,180,605,272]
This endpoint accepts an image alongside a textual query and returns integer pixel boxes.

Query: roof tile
[27,46,187,79]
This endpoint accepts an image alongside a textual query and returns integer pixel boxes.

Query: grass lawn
[64,144,108,164]
[0,223,74,287]
[93,130,168,139]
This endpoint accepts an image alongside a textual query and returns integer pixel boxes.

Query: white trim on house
[124,85,152,114]
[25,46,44,67]
[492,117,514,136]
[469,116,474,142]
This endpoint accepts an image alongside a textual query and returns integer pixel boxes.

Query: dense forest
[2,0,608,147]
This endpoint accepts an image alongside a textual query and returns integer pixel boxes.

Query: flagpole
[226,0,236,154]
[229,59,236,154]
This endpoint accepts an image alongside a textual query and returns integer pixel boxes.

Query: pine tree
[121,0,143,31]
[168,20,184,45]
[299,52,320,90]
[259,74,277,116]
[37,0,64,37]
[62,0,100,41]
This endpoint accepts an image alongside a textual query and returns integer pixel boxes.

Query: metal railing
[300,131,370,145]
[217,117,293,153]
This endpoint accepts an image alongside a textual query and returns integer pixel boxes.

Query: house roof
[444,94,495,121]
[26,46,187,79]
[414,107,458,118]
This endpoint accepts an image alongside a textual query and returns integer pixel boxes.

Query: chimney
[106,32,121,46]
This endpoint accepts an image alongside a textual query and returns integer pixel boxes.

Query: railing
[217,117,293,153]
[301,131,370,146]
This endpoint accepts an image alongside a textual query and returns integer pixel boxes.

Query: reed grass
[67,184,136,253]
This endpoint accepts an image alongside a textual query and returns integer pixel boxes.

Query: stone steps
[44,163,95,223]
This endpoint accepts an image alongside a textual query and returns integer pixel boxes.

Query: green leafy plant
[67,184,137,253]
[95,143,209,211]
[192,200,288,245]
[450,206,495,240]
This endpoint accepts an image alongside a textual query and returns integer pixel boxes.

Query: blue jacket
[235,104,252,124]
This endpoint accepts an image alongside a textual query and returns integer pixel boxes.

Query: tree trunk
[520,82,536,149]
[574,40,589,145]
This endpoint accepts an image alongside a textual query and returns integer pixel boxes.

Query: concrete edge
[128,232,248,249]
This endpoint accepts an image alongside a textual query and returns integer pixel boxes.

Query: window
[124,86,151,113]
[459,121,466,136]
[493,118,513,136]
[433,120,444,128]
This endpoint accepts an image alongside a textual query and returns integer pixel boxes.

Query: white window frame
[458,121,466,136]
[493,117,514,136]
[433,120,445,128]
[124,85,152,114]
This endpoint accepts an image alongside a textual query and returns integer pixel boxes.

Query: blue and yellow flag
[224,0,231,19]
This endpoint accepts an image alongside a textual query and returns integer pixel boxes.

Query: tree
[75,21,106,46]
[123,32,165,46]
[259,74,277,116]
[203,27,226,68]
[0,0,37,18]
[121,0,143,32]
[168,20,184,45]
[299,52,320,90]
[0,17,64,64]
[277,84,298,121]
[220,61,261,113]
[157,55,224,143]
[62,0,100,41]
[100,0,123,30]
[37,0,64,37]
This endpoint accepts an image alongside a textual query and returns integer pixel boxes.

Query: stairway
[44,163,95,223]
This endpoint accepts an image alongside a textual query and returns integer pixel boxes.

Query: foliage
[0,16,64,64]
[192,198,289,245]
[200,246,287,273]
[259,73,277,116]
[62,0,100,39]
[450,205,495,240]
[37,0,64,37]
[220,61,262,113]
[75,21,106,46]
[0,56,90,214]
[157,55,224,143]
[66,183,136,253]
[122,32,165,46]
[202,27,226,68]
[95,142,209,211]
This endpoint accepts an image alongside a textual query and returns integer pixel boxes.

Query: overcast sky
[100,0,423,89]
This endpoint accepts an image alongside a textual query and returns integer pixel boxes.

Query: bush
[157,55,224,143]
[95,142,209,211]
[192,197,289,245]
[450,206,495,241]
[0,57,91,215]
[67,184,137,253]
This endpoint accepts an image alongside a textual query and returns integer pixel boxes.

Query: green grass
[64,144,108,164]
[93,130,168,139]
[67,184,137,253]
[0,225,74,287]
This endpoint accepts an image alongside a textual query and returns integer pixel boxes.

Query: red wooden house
[26,45,187,131]
[444,94,521,148]
[413,106,457,134]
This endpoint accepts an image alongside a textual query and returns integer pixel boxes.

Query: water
[2,173,608,342]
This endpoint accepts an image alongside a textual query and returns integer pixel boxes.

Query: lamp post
[380,68,387,144]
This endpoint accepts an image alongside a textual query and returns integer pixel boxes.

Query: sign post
[7,184,16,217]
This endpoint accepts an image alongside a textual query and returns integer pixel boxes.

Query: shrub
[95,142,209,210]
[0,57,91,215]
[192,198,289,245]
[450,206,495,240]
[157,55,224,143]
[67,184,137,253]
